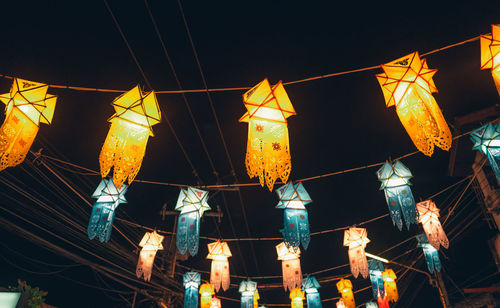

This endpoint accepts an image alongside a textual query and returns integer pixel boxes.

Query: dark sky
[0,0,499,307]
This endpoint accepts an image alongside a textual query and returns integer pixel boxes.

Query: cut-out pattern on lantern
[184,271,201,308]
[303,276,322,308]
[336,278,355,308]
[276,242,303,291]
[481,25,500,95]
[368,260,385,299]
[382,269,398,303]
[471,123,500,183]
[207,241,231,292]
[290,287,305,308]
[343,228,370,278]
[239,279,257,308]
[416,200,449,250]
[200,283,214,308]
[417,233,442,273]
[136,231,164,281]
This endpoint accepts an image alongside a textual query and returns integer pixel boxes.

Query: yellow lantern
[276,242,302,291]
[416,200,449,250]
[343,227,370,279]
[0,78,56,171]
[481,25,500,95]
[376,52,451,156]
[239,78,296,190]
[100,85,161,188]
[290,287,305,308]
[336,278,355,308]
[136,230,164,281]
[382,269,398,303]
[253,289,260,307]
[206,241,232,292]
[199,283,214,308]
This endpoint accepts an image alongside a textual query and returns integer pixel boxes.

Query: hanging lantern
[376,52,451,156]
[200,283,214,308]
[336,278,355,308]
[136,230,164,281]
[290,287,305,308]
[239,279,257,308]
[481,25,500,94]
[276,242,302,291]
[99,85,161,188]
[207,241,232,292]
[210,297,221,308]
[377,292,389,308]
[184,271,201,308]
[416,233,442,273]
[382,269,398,303]
[336,299,347,308]
[365,301,378,308]
[276,182,312,250]
[0,78,57,171]
[343,228,370,279]
[471,123,500,182]
[376,160,418,230]
[87,179,127,242]
[416,200,449,250]
[303,276,322,308]
[368,260,385,299]
[253,290,260,308]
[175,187,211,256]
[239,78,296,190]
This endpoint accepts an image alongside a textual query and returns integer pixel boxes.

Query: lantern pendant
[290,287,305,308]
[471,123,500,183]
[199,283,214,308]
[417,233,442,273]
[136,231,164,281]
[239,279,258,308]
[336,278,355,308]
[343,227,370,279]
[382,269,398,303]
[207,241,232,292]
[416,200,449,250]
[303,276,322,308]
[368,260,385,299]
[184,271,201,308]
[276,242,303,291]
[481,25,500,95]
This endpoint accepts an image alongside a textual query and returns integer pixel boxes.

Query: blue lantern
[239,279,258,308]
[417,234,442,273]
[303,276,322,308]
[368,260,385,299]
[471,123,500,182]
[183,271,201,308]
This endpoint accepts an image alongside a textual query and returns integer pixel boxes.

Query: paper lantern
[211,298,221,308]
[276,242,302,291]
[175,187,211,256]
[471,123,500,182]
[290,288,305,308]
[99,85,161,188]
[253,290,259,308]
[87,179,127,242]
[377,293,389,308]
[368,260,385,299]
[376,161,418,230]
[481,25,500,94]
[343,228,370,279]
[207,241,232,292]
[365,301,378,308]
[239,78,296,190]
[200,283,214,308]
[276,182,312,250]
[136,231,164,281]
[416,233,442,273]
[0,78,56,171]
[184,271,201,308]
[303,276,322,308]
[336,299,347,308]
[382,269,398,303]
[239,279,257,308]
[416,200,449,250]
[336,278,355,308]
[376,52,451,156]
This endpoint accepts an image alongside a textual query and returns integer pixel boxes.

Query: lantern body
[377,292,389,308]
[276,182,312,250]
[207,241,232,292]
[175,187,211,256]
[376,52,451,156]
[253,290,260,307]
[365,301,378,308]
[471,123,500,182]
[99,85,161,188]
[303,276,322,308]
[336,299,347,308]
[136,231,164,281]
[200,283,214,308]
[210,298,221,308]
[290,288,305,308]
[239,280,257,308]
[382,269,398,303]
[368,260,385,299]
[416,200,449,250]
[184,271,201,308]
[276,242,302,291]
[239,79,296,190]
[481,25,500,94]
[417,234,442,273]
[343,228,370,278]
[87,179,127,242]
[336,278,355,308]
[377,161,418,230]
[0,78,56,171]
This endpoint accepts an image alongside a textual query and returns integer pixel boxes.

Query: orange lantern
[343,228,370,279]
[416,200,449,250]
[481,25,500,95]
[253,289,260,307]
[136,231,164,281]
[336,278,355,308]
[290,287,305,308]
[382,269,398,303]
[199,283,214,308]
[206,241,232,292]
[276,242,302,291]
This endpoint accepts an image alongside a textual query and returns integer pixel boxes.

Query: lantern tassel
[176,211,200,256]
[377,292,390,308]
[348,245,369,279]
[87,202,118,242]
[384,185,418,230]
[211,260,230,292]
[184,286,199,308]
[136,249,157,282]
[241,295,254,308]
[306,291,322,308]
[282,259,302,291]
[423,246,442,273]
[281,208,310,250]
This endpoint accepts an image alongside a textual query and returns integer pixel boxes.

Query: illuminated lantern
[0,78,56,171]
[343,228,370,278]
[239,279,257,308]
[290,288,305,308]
[382,269,398,303]
[481,25,500,94]
[365,301,378,308]
[253,290,259,308]
[336,278,355,308]
[276,182,312,250]
[184,271,201,308]
[336,299,347,308]
[303,276,322,308]
[276,242,302,291]
[239,78,296,191]
[471,123,500,182]
[376,161,418,230]
[368,260,385,299]
[417,233,442,273]
[99,85,161,188]
[377,293,389,308]
[175,187,211,256]
[87,179,127,242]
[211,298,221,308]
[207,241,232,292]
[200,283,214,308]
[416,200,449,250]
[376,52,451,156]
[136,230,164,281]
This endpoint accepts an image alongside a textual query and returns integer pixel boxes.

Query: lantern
[382,269,398,303]
[376,160,418,230]
[365,301,378,308]
[0,78,56,171]
[200,283,214,308]
[471,123,500,182]
[184,271,201,308]
[136,231,164,281]
[253,290,259,308]
[207,241,232,292]
[368,260,385,299]
[336,278,355,308]
[416,200,449,250]
[239,279,257,308]
[377,292,389,308]
[376,52,451,156]
[276,182,312,250]
[290,288,305,308]
[211,298,221,308]
[99,85,161,188]
[276,242,302,291]
[343,228,370,278]
[417,233,442,273]
[239,78,296,190]
[87,179,127,242]
[480,25,500,94]
[336,299,347,308]
[175,187,211,256]
[303,276,322,308]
